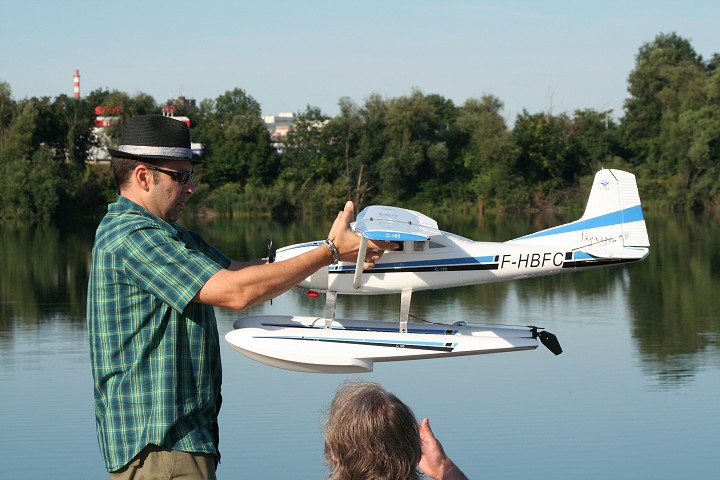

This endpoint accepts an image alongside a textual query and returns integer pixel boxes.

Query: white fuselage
[275,230,634,296]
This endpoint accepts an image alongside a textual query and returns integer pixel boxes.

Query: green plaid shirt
[87,196,230,472]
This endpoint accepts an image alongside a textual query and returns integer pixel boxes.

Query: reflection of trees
[627,213,720,385]
[0,220,94,329]
[4,211,718,386]
[186,214,330,261]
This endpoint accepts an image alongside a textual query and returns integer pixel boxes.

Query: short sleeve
[121,223,224,313]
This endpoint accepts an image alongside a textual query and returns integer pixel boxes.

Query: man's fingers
[340,201,354,219]
[367,239,398,252]
[328,201,355,243]
[420,417,433,439]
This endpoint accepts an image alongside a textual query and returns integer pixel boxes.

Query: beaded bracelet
[324,239,340,265]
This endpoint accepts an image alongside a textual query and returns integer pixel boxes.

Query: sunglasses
[143,164,195,185]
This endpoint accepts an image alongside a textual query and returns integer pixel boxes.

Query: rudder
[581,169,649,248]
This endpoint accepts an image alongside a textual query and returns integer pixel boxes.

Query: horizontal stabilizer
[579,245,649,261]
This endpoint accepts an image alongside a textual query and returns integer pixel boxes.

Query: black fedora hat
[107,115,202,164]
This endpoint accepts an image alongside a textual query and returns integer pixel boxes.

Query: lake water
[1,211,719,479]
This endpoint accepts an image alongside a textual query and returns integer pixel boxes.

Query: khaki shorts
[110,444,217,480]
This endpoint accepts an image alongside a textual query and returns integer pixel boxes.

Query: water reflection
[0,220,94,329]
[629,213,720,386]
[1,211,718,387]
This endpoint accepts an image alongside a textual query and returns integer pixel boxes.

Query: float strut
[324,291,337,329]
[399,288,412,333]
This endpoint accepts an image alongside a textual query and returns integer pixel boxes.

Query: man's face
[145,160,195,222]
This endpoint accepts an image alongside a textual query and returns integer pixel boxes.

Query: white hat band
[117,145,192,159]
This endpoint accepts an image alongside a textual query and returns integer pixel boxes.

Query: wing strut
[353,236,369,289]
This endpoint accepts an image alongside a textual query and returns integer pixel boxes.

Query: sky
[1,0,718,123]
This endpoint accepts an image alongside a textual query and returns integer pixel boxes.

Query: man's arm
[228,258,268,270]
[194,201,393,310]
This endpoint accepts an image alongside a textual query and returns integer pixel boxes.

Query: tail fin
[508,169,650,260]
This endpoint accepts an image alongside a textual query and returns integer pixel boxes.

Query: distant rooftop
[263,112,296,125]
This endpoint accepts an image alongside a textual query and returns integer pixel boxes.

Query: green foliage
[0,81,13,153]
[456,95,521,210]
[0,99,64,218]
[205,181,303,219]
[567,108,617,174]
[676,105,720,209]
[31,94,98,167]
[195,88,279,188]
[623,32,720,210]
[0,99,35,162]
[0,147,62,219]
[513,110,573,184]
[61,163,117,219]
[322,97,371,206]
[0,89,104,219]
[1,30,720,220]
[377,89,456,202]
[280,105,334,185]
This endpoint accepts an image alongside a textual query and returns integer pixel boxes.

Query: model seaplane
[225,169,650,373]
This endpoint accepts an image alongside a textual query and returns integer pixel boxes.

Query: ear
[134,164,153,192]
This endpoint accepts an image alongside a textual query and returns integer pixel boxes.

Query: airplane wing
[353,205,442,241]
[351,206,442,289]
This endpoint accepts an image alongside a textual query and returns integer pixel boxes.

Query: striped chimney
[73,70,80,99]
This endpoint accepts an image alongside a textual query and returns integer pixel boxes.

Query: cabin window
[429,240,446,249]
[413,241,425,252]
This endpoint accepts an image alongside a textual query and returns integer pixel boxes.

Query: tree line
[1,32,718,221]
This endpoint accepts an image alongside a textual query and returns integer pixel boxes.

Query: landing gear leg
[324,291,337,329]
[399,288,412,333]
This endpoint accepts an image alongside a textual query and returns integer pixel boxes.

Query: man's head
[109,115,198,190]
[324,381,421,480]
[108,114,197,163]
[109,115,198,222]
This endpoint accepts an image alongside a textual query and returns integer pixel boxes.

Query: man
[324,381,468,480]
[87,115,392,478]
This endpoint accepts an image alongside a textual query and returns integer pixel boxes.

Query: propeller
[267,236,276,305]
[267,236,276,263]
[530,326,563,355]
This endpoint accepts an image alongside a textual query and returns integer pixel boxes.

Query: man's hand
[418,418,469,480]
[327,201,396,268]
